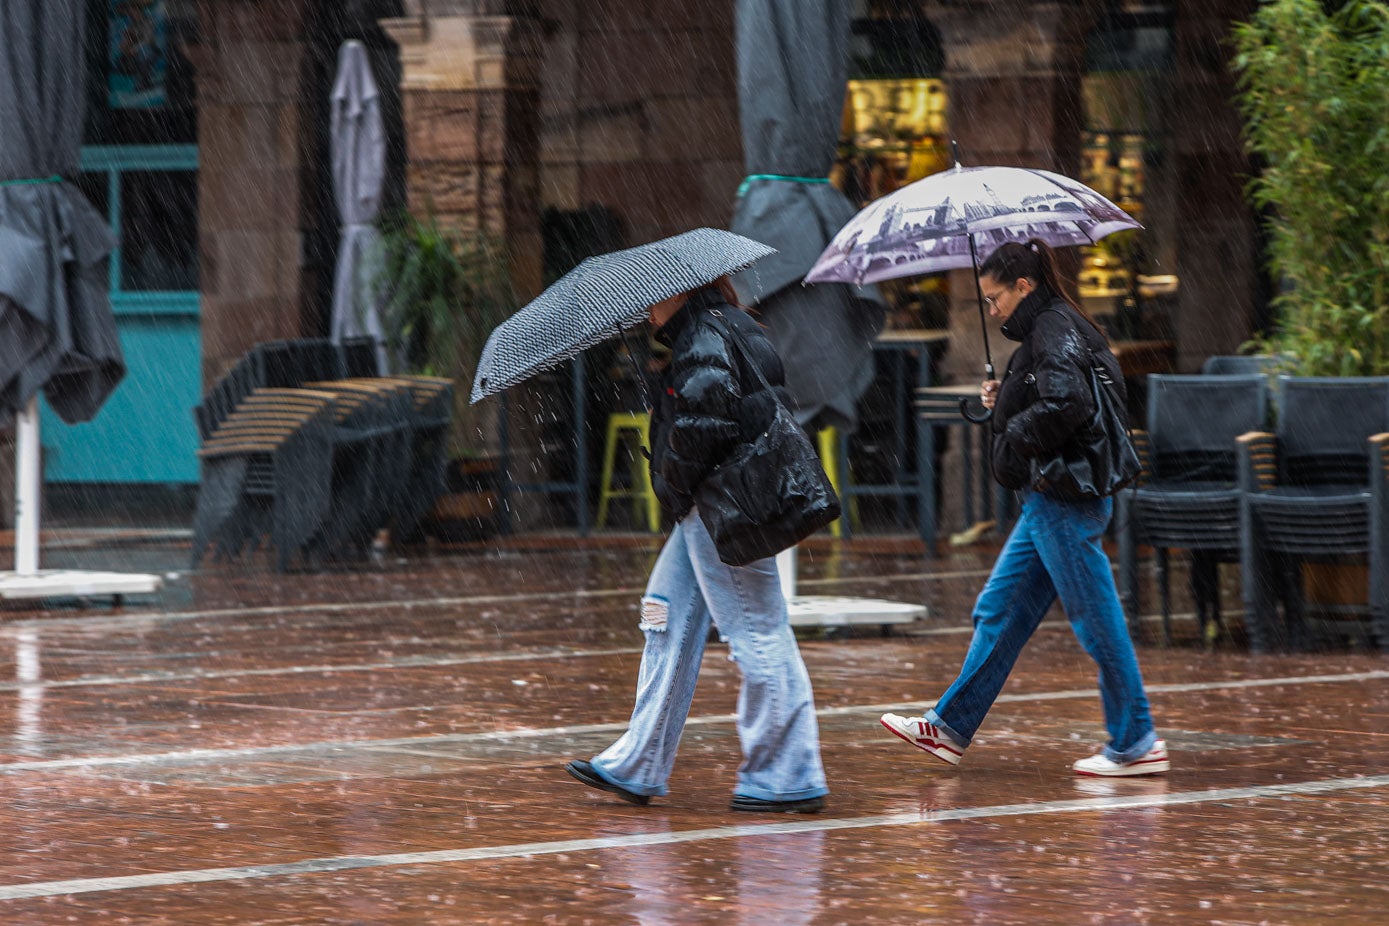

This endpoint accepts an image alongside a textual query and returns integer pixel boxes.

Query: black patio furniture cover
[730,0,886,433]
[0,0,125,427]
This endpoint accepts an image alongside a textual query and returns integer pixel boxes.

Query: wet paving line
[0,623,997,693]
[3,669,1385,775]
[0,772,1385,901]
[0,646,648,693]
[0,568,995,634]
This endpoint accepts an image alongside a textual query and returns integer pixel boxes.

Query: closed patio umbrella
[328,40,388,373]
[730,0,887,433]
[0,0,157,598]
[0,0,124,426]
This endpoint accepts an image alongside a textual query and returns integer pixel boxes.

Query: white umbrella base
[0,570,162,601]
[786,595,925,629]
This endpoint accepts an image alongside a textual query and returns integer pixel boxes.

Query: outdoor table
[1112,339,1177,378]
[915,384,1016,546]
[837,328,949,544]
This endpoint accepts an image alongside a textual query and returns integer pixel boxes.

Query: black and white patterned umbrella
[470,227,775,403]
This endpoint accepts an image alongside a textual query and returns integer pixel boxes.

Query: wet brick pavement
[0,530,1384,923]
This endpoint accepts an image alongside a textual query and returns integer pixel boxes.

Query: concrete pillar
[189,0,314,389]
[382,1,547,527]
[381,1,545,301]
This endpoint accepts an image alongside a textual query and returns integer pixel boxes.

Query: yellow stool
[597,412,661,532]
[817,426,850,537]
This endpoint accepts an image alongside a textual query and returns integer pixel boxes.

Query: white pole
[776,546,796,600]
[14,396,41,575]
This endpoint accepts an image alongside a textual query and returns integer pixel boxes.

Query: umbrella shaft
[967,233,994,372]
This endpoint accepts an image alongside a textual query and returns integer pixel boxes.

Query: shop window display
[1079,6,1179,345]
[836,2,951,332]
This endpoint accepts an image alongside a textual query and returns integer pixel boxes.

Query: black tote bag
[1030,361,1141,500]
[695,311,840,566]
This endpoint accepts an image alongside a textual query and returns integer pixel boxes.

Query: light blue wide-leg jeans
[590,508,829,802]
[927,490,1159,763]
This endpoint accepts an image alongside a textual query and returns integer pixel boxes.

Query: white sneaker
[880,713,965,766]
[1072,739,1170,777]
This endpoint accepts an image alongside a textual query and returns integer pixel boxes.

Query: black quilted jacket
[649,287,786,518]
[991,287,1127,491]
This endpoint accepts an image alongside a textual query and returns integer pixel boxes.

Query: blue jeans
[590,508,829,802]
[927,490,1158,763]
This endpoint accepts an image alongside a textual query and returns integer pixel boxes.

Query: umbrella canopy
[808,159,1140,421]
[729,0,886,433]
[471,227,774,403]
[0,0,123,426]
[806,163,1141,286]
[328,40,388,373]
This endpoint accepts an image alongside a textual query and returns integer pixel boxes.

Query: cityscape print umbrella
[470,227,775,403]
[805,154,1140,419]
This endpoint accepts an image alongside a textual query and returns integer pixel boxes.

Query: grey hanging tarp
[730,0,886,433]
[0,0,124,426]
[329,40,388,373]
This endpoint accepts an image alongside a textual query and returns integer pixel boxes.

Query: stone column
[924,0,1098,388]
[1172,0,1259,370]
[382,1,547,528]
[189,0,314,388]
[381,1,545,300]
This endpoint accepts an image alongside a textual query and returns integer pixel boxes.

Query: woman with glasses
[880,238,1168,777]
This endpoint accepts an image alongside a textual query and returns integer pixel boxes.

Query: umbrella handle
[959,397,993,424]
[960,361,996,423]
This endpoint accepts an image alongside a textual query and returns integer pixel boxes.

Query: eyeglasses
[981,282,1016,310]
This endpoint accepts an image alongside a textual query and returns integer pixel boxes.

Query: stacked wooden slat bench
[193,388,338,570]
[191,340,454,571]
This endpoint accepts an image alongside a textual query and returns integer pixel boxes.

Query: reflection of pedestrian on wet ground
[566,276,830,813]
[881,240,1169,777]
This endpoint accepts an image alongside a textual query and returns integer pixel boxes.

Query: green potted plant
[1232,0,1389,376]
[376,209,515,541]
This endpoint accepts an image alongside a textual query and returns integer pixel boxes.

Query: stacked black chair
[1201,355,1282,376]
[301,378,417,562]
[258,338,345,388]
[1117,374,1269,645]
[192,338,451,570]
[192,388,337,571]
[1239,376,1389,652]
[380,375,455,543]
[196,349,266,442]
[340,336,383,378]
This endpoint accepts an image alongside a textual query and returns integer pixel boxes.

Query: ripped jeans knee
[639,595,669,632]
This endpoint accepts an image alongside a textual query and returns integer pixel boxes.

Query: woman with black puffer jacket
[565,275,829,815]
[881,239,1168,779]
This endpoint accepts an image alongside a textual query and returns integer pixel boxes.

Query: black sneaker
[729,795,826,814]
[565,760,651,806]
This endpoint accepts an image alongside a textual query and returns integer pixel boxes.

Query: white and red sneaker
[1072,739,1170,777]
[880,713,965,766]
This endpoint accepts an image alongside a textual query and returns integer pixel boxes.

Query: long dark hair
[977,239,1104,339]
[711,274,757,316]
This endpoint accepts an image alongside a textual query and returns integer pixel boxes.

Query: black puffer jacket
[991,287,1127,491]
[649,287,787,518]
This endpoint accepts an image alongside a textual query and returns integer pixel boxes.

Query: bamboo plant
[1231,0,1389,376]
